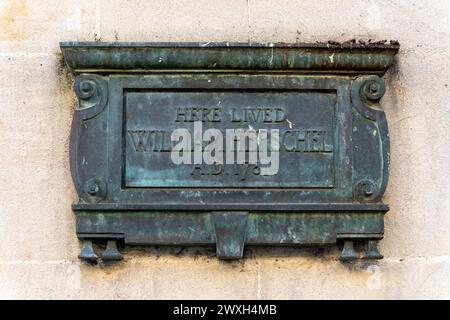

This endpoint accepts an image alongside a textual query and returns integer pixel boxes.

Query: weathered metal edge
[60,41,399,75]
[60,41,400,49]
[72,203,389,212]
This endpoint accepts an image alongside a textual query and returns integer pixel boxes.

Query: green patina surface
[62,42,398,261]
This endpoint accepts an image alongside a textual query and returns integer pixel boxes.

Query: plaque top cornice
[60,41,399,75]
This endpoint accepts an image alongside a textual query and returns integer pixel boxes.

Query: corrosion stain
[0,0,29,40]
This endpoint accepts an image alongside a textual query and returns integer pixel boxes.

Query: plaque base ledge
[75,211,385,261]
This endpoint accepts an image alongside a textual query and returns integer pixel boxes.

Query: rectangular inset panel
[124,90,335,188]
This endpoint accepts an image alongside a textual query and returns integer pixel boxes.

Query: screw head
[369,83,379,93]
[87,182,99,195]
[81,82,91,93]
[364,183,375,196]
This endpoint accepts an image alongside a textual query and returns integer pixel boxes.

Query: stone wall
[0,0,449,299]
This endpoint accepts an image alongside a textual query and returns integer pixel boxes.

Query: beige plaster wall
[0,0,449,299]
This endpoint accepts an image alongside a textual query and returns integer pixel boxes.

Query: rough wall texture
[0,0,449,299]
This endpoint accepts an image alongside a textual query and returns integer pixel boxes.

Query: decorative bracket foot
[213,211,248,259]
[339,240,358,262]
[362,240,383,260]
[79,240,98,262]
[101,240,123,261]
